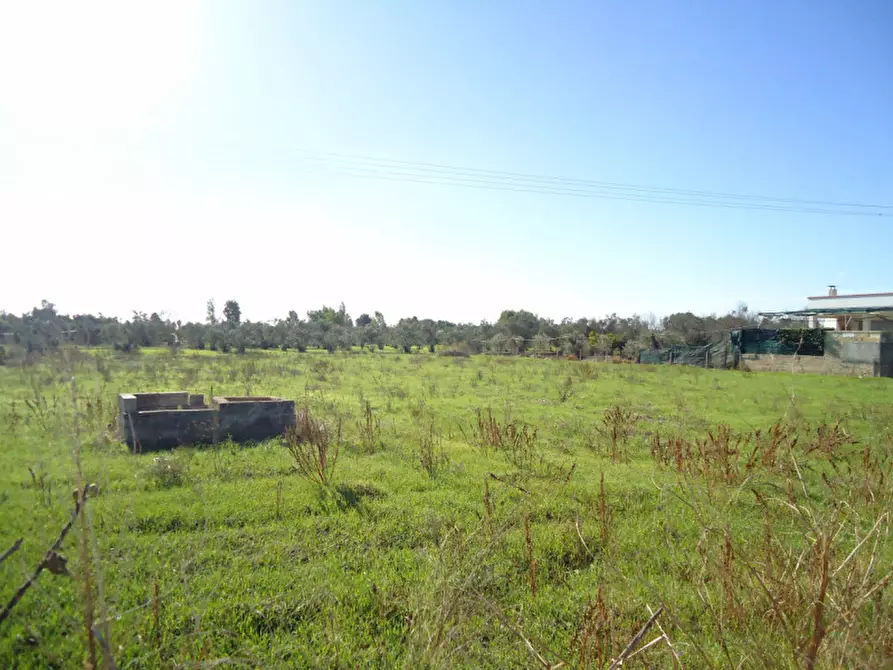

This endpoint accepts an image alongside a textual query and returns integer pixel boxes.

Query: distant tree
[338,302,352,327]
[420,318,438,353]
[712,302,759,333]
[223,300,241,326]
[208,327,224,351]
[307,304,352,328]
[560,326,591,359]
[356,313,372,328]
[589,331,618,359]
[206,299,217,326]
[336,325,354,351]
[532,333,552,355]
[393,318,421,353]
[662,312,708,347]
[621,338,645,361]
[285,318,310,352]
[488,332,508,354]
[497,309,539,350]
[180,322,206,349]
[32,300,57,322]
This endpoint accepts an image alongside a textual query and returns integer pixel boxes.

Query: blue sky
[1,1,890,323]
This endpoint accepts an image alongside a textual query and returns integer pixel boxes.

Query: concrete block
[118,393,138,414]
[129,408,218,451]
[214,396,296,443]
[117,391,296,451]
[135,392,189,411]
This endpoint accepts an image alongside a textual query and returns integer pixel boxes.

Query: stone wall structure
[740,331,893,378]
[117,392,296,452]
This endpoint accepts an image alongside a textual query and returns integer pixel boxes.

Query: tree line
[1,299,794,363]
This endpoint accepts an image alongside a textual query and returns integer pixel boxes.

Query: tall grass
[1,347,892,667]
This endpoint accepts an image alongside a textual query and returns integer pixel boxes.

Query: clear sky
[1,1,891,324]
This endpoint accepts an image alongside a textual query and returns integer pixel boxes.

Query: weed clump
[650,420,857,484]
[145,453,190,489]
[600,405,638,462]
[357,400,383,453]
[284,408,341,487]
[418,419,448,477]
[470,408,540,470]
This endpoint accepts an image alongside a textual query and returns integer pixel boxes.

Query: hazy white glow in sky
[0,1,509,323]
[2,2,891,323]
[0,2,202,136]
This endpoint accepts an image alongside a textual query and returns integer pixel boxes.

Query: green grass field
[1,348,891,668]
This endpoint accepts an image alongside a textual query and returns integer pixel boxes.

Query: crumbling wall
[740,354,875,376]
[118,392,296,452]
[215,397,297,443]
[125,409,218,452]
[740,331,893,377]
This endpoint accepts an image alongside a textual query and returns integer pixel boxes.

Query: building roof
[806,291,893,313]
[759,307,893,318]
[807,291,893,301]
[761,289,893,319]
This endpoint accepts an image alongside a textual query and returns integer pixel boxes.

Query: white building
[806,286,893,331]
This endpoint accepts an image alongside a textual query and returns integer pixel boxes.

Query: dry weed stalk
[570,586,614,669]
[598,472,611,546]
[602,405,637,462]
[483,478,494,535]
[607,606,664,670]
[680,473,893,668]
[472,408,540,469]
[418,419,447,476]
[650,420,827,484]
[357,399,382,453]
[524,512,538,598]
[283,408,341,487]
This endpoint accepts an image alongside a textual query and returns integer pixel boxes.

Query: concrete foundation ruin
[117,392,296,452]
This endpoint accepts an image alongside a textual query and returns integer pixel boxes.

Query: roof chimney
[828,285,838,296]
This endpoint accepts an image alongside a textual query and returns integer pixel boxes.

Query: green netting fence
[640,328,825,368]
[736,328,824,356]
[639,338,738,368]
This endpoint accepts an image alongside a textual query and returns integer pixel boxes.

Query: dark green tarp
[640,328,825,368]
[639,338,738,369]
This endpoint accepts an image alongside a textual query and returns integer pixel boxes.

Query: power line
[294,158,889,217]
[293,150,891,215]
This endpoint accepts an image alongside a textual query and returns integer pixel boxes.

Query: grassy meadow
[0,347,892,668]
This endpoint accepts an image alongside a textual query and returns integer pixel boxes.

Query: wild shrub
[556,376,575,403]
[569,586,615,669]
[357,400,383,453]
[283,408,341,487]
[651,425,755,483]
[651,420,854,484]
[681,478,893,668]
[600,405,638,462]
[145,453,190,489]
[418,419,448,477]
[81,389,116,438]
[470,408,540,470]
[574,362,599,380]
